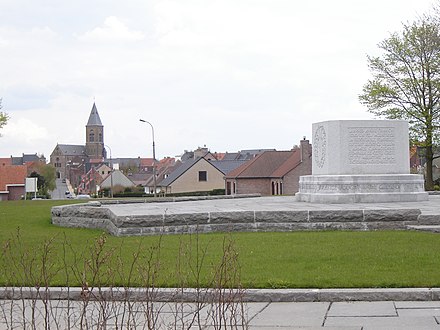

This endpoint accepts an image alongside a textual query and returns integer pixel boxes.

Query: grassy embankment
[1,200,440,288]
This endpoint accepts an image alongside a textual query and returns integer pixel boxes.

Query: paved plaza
[105,194,440,216]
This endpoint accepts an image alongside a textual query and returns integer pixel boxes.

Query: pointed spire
[87,103,103,126]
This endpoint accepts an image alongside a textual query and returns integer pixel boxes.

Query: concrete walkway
[2,296,440,329]
[248,300,440,329]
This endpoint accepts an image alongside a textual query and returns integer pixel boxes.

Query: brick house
[224,139,312,196]
[0,158,12,166]
[0,165,27,200]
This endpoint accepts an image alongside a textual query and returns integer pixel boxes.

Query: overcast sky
[0,0,435,160]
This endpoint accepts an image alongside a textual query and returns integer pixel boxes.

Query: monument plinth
[296,120,428,203]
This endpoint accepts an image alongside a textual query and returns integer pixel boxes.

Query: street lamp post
[139,119,157,197]
[104,144,114,198]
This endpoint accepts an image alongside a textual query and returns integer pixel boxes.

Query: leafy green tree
[0,99,8,135]
[29,163,56,197]
[359,16,440,190]
[39,163,56,192]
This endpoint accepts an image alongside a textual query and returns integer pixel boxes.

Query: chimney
[299,137,311,162]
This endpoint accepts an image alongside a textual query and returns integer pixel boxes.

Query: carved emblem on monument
[314,125,326,168]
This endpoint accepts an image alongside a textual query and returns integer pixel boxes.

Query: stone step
[407,225,440,233]
[417,214,440,225]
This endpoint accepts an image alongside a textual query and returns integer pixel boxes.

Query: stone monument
[296,120,428,203]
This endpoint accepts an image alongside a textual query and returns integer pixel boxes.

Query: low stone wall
[52,200,422,237]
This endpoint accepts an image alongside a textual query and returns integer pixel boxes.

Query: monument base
[296,174,428,203]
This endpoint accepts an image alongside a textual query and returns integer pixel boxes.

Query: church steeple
[85,103,105,159]
[87,103,103,126]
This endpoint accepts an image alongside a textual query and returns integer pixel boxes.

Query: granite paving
[105,195,440,216]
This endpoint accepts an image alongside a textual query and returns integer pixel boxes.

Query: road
[50,178,70,200]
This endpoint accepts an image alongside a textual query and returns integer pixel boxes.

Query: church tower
[85,103,105,159]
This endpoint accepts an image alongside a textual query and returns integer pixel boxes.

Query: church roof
[87,103,103,126]
[57,144,87,156]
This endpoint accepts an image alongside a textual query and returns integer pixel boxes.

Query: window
[198,171,207,181]
[89,130,95,142]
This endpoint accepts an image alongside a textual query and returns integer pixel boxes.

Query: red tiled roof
[271,150,302,177]
[159,157,175,165]
[140,158,155,166]
[213,152,226,160]
[0,165,27,191]
[225,150,301,179]
[0,158,12,166]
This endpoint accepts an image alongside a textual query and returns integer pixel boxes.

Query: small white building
[100,170,135,189]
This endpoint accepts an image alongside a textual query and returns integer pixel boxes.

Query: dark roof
[11,154,45,165]
[209,160,247,175]
[241,148,276,154]
[111,158,141,167]
[22,154,42,163]
[87,103,103,126]
[221,153,240,161]
[11,157,23,165]
[226,150,300,179]
[57,144,87,156]
[180,151,194,162]
[221,149,274,161]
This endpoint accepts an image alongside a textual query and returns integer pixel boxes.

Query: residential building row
[1,103,313,200]
[0,154,46,200]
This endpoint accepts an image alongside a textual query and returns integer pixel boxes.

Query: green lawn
[1,200,440,288]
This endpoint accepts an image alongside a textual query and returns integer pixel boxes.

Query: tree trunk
[425,145,434,190]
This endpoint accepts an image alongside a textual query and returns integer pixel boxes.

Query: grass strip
[1,200,440,288]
